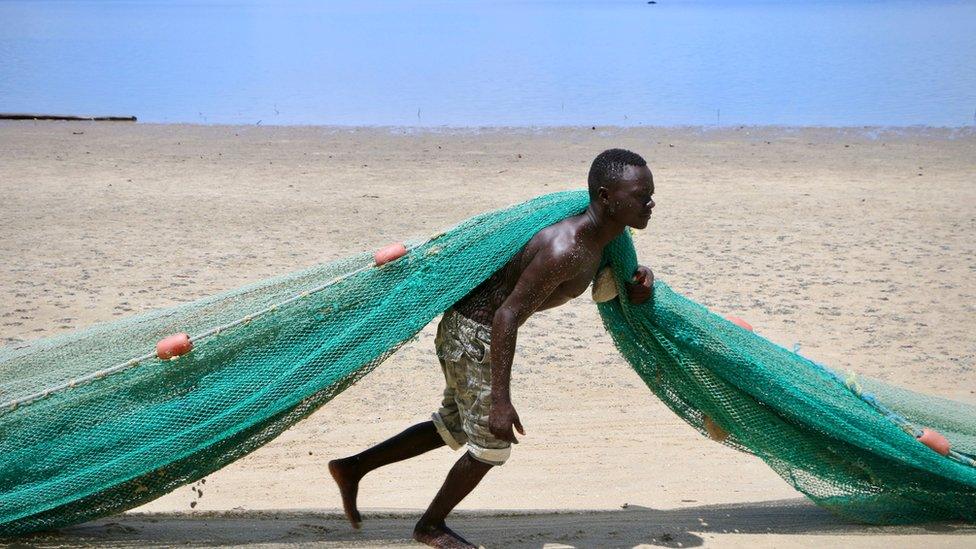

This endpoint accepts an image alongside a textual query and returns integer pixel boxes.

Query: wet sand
[1,122,974,547]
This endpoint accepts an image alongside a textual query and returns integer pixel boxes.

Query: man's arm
[489,250,575,444]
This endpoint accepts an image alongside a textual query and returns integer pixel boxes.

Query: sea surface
[1,0,974,127]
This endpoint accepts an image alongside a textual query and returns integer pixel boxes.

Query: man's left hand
[626,264,654,305]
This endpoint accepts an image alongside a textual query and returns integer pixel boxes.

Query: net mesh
[1,190,973,535]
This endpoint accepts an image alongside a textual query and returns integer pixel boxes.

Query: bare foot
[413,521,476,548]
[328,458,363,529]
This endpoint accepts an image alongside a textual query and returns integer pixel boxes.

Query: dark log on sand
[0,113,137,122]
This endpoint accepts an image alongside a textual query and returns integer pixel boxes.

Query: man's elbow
[492,307,518,331]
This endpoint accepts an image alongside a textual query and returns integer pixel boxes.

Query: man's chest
[549,257,603,303]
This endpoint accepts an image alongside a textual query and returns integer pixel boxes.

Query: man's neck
[580,204,627,248]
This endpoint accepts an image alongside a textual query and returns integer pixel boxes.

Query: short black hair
[587,148,647,200]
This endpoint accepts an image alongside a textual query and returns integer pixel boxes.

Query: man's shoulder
[524,222,589,271]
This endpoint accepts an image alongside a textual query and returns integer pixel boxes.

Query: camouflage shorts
[431,307,511,466]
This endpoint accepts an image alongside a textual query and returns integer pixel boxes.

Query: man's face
[603,165,655,229]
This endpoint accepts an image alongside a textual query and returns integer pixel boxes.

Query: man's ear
[597,186,610,204]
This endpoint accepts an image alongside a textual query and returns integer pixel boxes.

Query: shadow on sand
[7,498,974,548]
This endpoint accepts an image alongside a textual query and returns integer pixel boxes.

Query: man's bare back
[330,149,655,549]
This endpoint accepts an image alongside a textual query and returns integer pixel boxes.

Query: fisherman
[329,148,656,548]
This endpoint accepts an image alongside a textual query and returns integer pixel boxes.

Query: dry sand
[1,122,974,547]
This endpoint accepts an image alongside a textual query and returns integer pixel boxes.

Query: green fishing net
[0,190,973,535]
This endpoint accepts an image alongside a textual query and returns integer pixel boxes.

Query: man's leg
[413,452,493,549]
[412,311,508,547]
[329,420,445,528]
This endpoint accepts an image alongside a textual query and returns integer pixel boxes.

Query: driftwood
[0,113,136,122]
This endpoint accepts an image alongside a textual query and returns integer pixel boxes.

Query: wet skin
[329,165,656,548]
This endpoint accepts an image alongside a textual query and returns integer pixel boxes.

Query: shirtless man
[329,148,656,548]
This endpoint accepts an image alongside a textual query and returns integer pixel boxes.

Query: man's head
[587,148,655,229]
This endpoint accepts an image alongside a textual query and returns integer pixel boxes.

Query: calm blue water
[1,0,974,127]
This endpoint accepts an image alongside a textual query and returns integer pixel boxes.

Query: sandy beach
[1,122,974,547]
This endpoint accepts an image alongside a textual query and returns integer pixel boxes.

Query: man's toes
[413,523,476,549]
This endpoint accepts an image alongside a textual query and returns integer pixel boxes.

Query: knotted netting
[0,190,973,535]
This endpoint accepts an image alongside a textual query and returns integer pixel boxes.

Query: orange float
[374,242,407,266]
[916,428,951,456]
[725,315,754,332]
[703,415,730,442]
[156,333,193,360]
